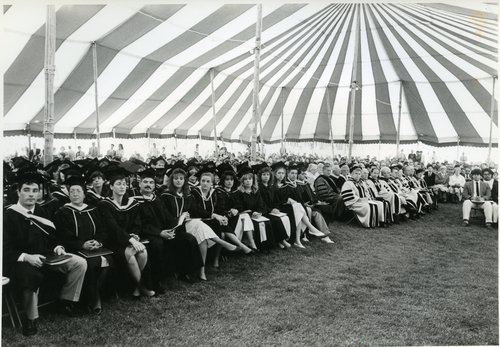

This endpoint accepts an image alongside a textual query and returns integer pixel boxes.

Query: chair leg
[3,288,23,331]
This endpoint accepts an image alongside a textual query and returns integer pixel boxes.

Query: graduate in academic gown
[273,162,325,248]
[98,166,155,298]
[134,168,202,289]
[3,172,87,336]
[214,167,257,251]
[341,165,382,228]
[232,166,275,251]
[54,174,112,314]
[255,165,293,249]
[161,168,238,281]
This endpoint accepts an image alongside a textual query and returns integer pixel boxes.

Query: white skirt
[186,219,217,247]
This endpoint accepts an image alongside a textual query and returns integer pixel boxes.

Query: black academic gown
[3,204,59,291]
[258,183,291,242]
[54,203,113,304]
[136,193,201,279]
[190,187,230,237]
[232,189,274,248]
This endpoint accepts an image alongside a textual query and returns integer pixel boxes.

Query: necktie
[476,182,480,198]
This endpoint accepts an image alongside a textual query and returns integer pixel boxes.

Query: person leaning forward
[3,172,87,336]
[462,168,493,228]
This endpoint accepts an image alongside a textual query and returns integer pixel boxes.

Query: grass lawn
[2,203,498,346]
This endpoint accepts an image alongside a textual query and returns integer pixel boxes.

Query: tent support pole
[347,5,360,161]
[259,99,264,156]
[92,42,101,157]
[456,137,460,162]
[250,4,262,161]
[396,80,403,159]
[27,124,32,157]
[280,87,285,154]
[43,5,56,166]
[487,75,496,163]
[325,86,334,159]
[210,68,218,158]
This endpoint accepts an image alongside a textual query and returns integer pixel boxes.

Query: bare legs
[124,246,154,297]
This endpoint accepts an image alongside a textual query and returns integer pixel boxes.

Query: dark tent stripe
[4,5,104,115]
[232,4,343,140]
[392,4,497,127]
[398,4,497,77]
[366,5,438,143]
[3,5,11,13]
[193,4,338,138]
[148,5,320,135]
[345,4,363,142]
[286,4,351,139]
[29,5,185,132]
[117,5,309,134]
[112,4,256,131]
[221,5,341,140]
[404,5,498,65]
[314,5,356,141]
[75,5,186,132]
[378,4,486,143]
[421,3,498,21]
[404,4,497,56]
[78,5,253,134]
[416,4,497,38]
[363,4,397,141]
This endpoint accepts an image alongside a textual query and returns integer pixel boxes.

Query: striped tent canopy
[3,2,498,147]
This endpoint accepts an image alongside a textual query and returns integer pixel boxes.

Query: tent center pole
[250,4,262,161]
[210,68,218,158]
[395,80,403,159]
[92,42,101,157]
[487,75,496,163]
[43,5,56,166]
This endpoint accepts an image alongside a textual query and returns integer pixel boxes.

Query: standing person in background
[398,149,406,161]
[116,144,124,161]
[59,147,67,159]
[106,144,116,158]
[150,143,160,158]
[408,150,416,162]
[75,146,85,159]
[67,146,75,161]
[88,142,99,158]
[460,152,467,163]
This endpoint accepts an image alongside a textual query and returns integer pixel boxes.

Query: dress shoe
[139,287,156,297]
[293,242,306,249]
[462,220,469,227]
[321,237,335,244]
[61,301,78,317]
[22,318,37,336]
[485,223,493,229]
[177,274,195,284]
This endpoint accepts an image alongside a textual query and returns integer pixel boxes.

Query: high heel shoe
[293,242,306,249]
[282,240,291,248]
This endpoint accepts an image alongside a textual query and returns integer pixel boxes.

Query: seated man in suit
[3,172,87,336]
[482,168,498,225]
[462,168,493,228]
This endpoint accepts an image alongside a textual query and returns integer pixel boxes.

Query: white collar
[65,202,89,211]
[17,202,35,214]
